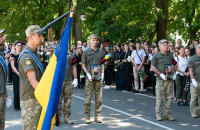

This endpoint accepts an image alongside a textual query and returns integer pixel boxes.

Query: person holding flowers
[122,43,132,92]
[76,45,85,88]
[103,42,115,89]
[131,42,146,92]
[114,43,124,90]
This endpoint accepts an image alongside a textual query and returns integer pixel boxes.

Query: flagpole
[54,2,74,127]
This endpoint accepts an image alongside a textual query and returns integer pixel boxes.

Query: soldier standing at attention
[58,50,78,124]
[18,25,44,130]
[151,39,177,121]
[188,44,200,118]
[82,34,105,124]
[0,29,7,130]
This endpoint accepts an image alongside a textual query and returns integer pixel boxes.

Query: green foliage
[78,0,157,43]
[0,0,69,43]
[168,0,200,42]
[1,0,200,44]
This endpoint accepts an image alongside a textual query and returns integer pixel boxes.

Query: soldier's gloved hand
[160,73,167,80]
[101,73,104,81]
[192,79,198,88]
[72,79,78,87]
[173,73,176,80]
[87,73,92,81]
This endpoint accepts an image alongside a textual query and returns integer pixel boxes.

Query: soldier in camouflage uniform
[58,51,78,124]
[151,39,177,121]
[0,29,7,130]
[18,25,44,130]
[82,34,105,124]
[188,44,200,118]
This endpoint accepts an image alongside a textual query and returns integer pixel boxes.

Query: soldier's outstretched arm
[189,67,194,79]
[27,70,39,89]
[101,64,104,73]
[72,65,77,79]
[151,65,161,76]
[82,63,88,74]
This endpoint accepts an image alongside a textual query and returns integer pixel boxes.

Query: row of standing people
[1,24,200,130]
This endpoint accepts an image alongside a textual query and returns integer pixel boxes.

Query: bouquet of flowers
[138,70,146,79]
[184,75,190,92]
[104,54,112,69]
[80,69,85,78]
[114,62,123,72]
[105,54,112,61]
[126,56,131,62]
[45,52,51,60]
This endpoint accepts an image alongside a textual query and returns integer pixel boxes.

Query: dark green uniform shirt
[188,54,200,82]
[64,52,77,82]
[0,49,6,94]
[82,48,104,80]
[151,52,174,80]
[19,45,43,101]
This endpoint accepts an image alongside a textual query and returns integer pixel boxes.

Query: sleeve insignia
[26,60,31,65]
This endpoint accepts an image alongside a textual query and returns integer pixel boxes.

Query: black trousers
[77,66,85,87]
[8,62,13,83]
[122,68,132,91]
[12,73,20,109]
[150,71,156,95]
[105,65,113,85]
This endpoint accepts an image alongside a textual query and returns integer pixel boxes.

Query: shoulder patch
[25,59,31,65]
[25,57,30,60]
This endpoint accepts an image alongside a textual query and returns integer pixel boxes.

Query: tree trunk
[72,4,82,45]
[148,30,156,45]
[155,0,169,41]
[55,7,65,40]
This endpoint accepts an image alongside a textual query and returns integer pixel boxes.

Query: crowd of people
[1,24,200,129]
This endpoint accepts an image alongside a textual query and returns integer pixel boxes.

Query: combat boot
[164,115,175,121]
[85,115,91,124]
[191,114,198,118]
[94,115,102,123]
[64,117,74,124]
[156,116,162,121]
[54,117,61,125]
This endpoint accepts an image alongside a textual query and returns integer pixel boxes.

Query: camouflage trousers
[155,78,173,117]
[190,82,200,116]
[58,81,73,118]
[84,80,103,117]
[20,98,41,130]
[0,94,6,130]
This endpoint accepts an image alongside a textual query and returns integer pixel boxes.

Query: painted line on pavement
[135,93,156,99]
[134,93,177,104]
[73,95,175,130]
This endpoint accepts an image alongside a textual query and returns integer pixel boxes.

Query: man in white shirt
[82,40,88,51]
[131,42,146,92]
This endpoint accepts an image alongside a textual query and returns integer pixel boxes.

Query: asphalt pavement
[5,84,200,130]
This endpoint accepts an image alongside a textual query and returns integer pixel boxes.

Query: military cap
[158,39,168,46]
[25,25,41,37]
[195,44,200,49]
[0,29,6,34]
[88,34,99,40]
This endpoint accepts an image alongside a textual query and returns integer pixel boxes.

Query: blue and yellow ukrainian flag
[34,13,73,130]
